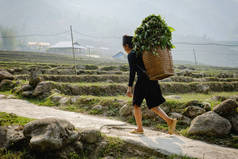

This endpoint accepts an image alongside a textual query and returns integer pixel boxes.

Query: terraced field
[1,56,238,149]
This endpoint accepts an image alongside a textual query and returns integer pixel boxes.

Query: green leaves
[133,14,175,56]
[168,26,176,32]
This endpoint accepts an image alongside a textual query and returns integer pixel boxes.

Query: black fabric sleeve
[127,53,136,87]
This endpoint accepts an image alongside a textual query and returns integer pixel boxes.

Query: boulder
[230,95,238,102]
[23,118,79,152]
[29,77,41,88]
[228,113,238,134]
[188,111,231,136]
[5,125,26,149]
[22,91,33,98]
[119,104,132,117]
[213,99,238,118]
[33,81,55,98]
[80,129,102,144]
[183,106,206,118]
[0,125,26,149]
[0,80,15,91]
[21,84,33,91]
[201,102,212,111]
[170,112,191,126]
[0,70,14,81]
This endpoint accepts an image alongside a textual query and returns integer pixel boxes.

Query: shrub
[85,64,98,70]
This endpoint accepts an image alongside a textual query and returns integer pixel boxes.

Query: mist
[0,0,238,67]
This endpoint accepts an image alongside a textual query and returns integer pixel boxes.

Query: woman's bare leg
[151,106,173,125]
[133,105,143,131]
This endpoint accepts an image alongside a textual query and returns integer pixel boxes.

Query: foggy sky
[0,0,238,41]
[0,0,238,67]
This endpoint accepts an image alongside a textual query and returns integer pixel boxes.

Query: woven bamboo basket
[142,48,174,80]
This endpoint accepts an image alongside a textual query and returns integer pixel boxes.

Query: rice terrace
[0,0,238,159]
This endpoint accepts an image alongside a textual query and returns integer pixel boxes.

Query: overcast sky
[0,0,238,66]
[0,0,238,41]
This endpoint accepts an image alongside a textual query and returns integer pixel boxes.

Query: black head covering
[122,35,133,49]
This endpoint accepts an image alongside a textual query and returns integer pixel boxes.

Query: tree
[0,26,17,50]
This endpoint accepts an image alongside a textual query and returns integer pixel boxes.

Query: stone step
[32,81,238,96]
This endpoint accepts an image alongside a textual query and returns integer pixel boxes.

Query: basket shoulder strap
[136,64,150,79]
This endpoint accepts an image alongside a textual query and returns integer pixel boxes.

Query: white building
[47,41,86,54]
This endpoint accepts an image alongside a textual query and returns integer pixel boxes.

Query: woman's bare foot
[168,118,177,135]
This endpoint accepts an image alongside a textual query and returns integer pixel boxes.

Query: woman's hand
[126,87,133,97]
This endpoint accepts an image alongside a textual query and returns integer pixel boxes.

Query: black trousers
[133,78,166,109]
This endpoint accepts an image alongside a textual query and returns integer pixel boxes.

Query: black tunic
[127,50,148,87]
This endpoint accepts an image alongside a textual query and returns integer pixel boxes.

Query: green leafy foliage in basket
[133,14,175,56]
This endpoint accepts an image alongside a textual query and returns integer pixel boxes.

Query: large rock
[213,99,238,118]
[5,125,26,149]
[20,84,33,92]
[228,113,238,134]
[33,81,55,98]
[29,77,41,89]
[0,70,14,81]
[0,125,26,149]
[21,91,33,98]
[80,129,102,144]
[183,106,206,118]
[230,95,238,102]
[0,80,15,91]
[188,111,231,136]
[23,118,79,152]
[202,102,212,111]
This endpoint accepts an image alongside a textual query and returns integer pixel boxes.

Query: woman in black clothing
[122,35,177,134]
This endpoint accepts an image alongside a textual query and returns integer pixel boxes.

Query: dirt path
[1,97,238,159]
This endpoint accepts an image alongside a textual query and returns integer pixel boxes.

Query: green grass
[0,91,14,96]
[0,112,34,126]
